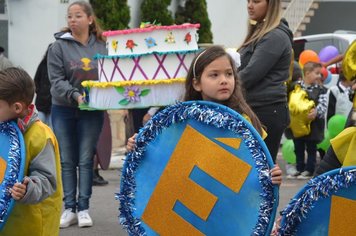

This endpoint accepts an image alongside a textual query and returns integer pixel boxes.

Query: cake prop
[82,23,200,110]
[0,121,25,230]
[278,166,356,235]
[118,101,279,235]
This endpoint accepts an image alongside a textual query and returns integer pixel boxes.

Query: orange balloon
[299,50,320,67]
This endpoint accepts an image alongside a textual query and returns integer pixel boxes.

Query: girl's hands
[126,133,138,152]
[142,113,152,125]
[270,165,282,185]
[10,177,30,200]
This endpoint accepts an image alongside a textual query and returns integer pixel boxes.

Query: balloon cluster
[317,114,348,151]
[298,45,339,85]
[282,114,347,163]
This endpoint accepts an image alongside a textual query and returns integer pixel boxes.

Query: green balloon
[282,139,296,164]
[317,130,330,151]
[328,114,347,138]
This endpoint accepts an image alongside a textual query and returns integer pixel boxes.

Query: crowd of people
[0,0,355,235]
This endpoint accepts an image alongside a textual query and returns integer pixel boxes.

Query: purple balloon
[318,45,339,63]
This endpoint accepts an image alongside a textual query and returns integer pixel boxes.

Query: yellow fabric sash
[331,96,356,166]
[331,126,356,166]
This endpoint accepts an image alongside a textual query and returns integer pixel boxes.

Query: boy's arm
[314,147,341,176]
[316,90,328,118]
[19,140,57,204]
[326,89,336,122]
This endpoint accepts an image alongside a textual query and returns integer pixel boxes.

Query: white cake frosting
[82,23,200,110]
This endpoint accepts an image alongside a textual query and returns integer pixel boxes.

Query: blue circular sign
[119,101,278,235]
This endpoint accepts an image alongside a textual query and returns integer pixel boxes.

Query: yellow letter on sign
[142,125,251,235]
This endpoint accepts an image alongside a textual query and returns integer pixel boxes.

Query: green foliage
[140,0,174,25]
[175,0,213,43]
[90,0,130,30]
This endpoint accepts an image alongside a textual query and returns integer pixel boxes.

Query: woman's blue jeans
[52,105,103,211]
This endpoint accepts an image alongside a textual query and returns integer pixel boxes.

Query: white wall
[8,0,71,77]
[207,0,247,48]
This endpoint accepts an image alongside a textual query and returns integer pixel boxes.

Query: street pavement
[60,151,309,236]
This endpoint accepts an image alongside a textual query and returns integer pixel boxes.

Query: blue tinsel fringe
[278,167,356,235]
[0,122,22,224]
[117,101,277,236]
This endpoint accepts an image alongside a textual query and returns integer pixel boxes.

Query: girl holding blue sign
[0,68,62,235]
[127,46,283,185]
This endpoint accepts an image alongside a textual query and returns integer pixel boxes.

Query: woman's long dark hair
[184,46,263,135]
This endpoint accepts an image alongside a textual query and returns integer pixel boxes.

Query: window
[0,0,4,14]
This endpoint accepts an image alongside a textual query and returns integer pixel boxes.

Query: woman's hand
[77,95,86,105]
[126,133,138,152]
[270,165,282,185]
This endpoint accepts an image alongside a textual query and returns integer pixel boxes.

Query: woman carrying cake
[47,0,105,228]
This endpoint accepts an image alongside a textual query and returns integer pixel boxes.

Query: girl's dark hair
[184,46,263,135]
[0,67,35,105]
[62,1,105,42]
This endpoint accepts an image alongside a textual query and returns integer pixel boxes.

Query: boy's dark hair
[184,45,263,135]
[303,61,322,74]
[0,67,35,105]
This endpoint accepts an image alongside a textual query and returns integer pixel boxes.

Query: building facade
[1,0,247,77]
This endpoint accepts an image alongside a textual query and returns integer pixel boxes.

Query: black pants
[294,139,317,173]
[253,103,290,163]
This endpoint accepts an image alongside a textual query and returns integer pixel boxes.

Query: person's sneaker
[93,169,109,186]
[78,210,93,227]
[286,171,301,179]
[286,164,298,176]
[297,171,313,180]
[60,209,77,228]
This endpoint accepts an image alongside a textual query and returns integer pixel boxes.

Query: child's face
[67,4,93,36]
[193,55,235,103]
[304,67,322,85]
[0,100,17,122]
